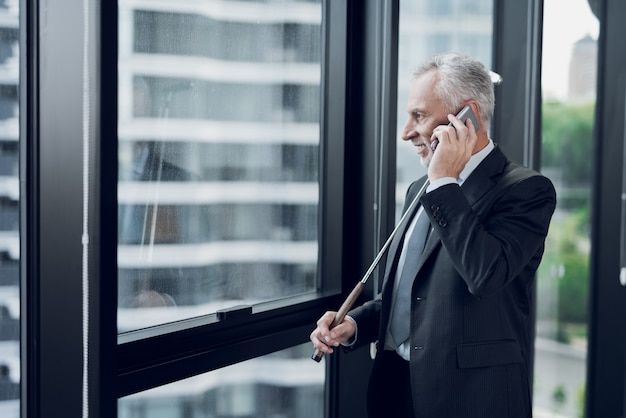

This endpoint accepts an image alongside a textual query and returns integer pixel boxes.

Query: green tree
[551,208,589,324]
[542,100,595,187]
[537,208,589,328]
[540,99,594,329]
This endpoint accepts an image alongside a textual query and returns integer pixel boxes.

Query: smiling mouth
[415,142,429,153]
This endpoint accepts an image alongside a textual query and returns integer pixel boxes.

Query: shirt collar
[458,139,494,184]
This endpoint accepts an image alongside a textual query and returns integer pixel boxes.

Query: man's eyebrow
[408,107,426,115]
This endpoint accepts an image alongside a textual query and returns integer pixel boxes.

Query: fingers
[310,328,335,354]
[310,311,356,355]
[310,311,336,354]
[429,138,439,152]
[427,116,476,181]
[431,114,474,147]
[446,113,477,148]
[431,114,476,152]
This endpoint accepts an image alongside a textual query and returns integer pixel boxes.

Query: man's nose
[401,119,414,141]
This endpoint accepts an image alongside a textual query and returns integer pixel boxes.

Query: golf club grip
[311,281,365,362]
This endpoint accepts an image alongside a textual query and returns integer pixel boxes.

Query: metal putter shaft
[311,180,428,362]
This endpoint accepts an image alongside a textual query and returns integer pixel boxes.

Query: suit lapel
[416,146,508,268]
[460,145,507,206]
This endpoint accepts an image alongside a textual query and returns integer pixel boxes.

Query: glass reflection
[118,0,321,332]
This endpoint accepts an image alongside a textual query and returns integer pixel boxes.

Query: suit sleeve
[420,173,556,298]
[342,296,382,351]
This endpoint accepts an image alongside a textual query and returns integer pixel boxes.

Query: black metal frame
[324,2,399,417]
[587,0,626,416]
[21,0,118,416]
[492,0,544,170]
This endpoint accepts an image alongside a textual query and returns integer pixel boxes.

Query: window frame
[23,0,349,416]
[22,0,119,416]
[587,0,626,416]
[116,0,349,398]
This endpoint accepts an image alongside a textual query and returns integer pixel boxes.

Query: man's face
[401,71,451,168]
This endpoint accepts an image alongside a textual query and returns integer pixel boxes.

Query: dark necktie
[389,207,431,347]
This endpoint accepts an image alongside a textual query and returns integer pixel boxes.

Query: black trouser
[366,350,415,417]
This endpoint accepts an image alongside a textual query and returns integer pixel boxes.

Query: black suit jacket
[348,146,557,418]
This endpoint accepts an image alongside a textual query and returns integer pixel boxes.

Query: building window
[0,0,18,416]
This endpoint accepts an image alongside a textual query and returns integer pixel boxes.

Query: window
[535,0,599,416]
[118,0,323,332]
[118,343,324,418]
[114,0,345,415]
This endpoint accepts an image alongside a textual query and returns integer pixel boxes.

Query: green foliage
[555,208,589,324]
[552,384,567,407]
[577,383,586,418]
[539,100,594,327]
[557,251,589,323]
[542,100,595,187]
[537,207,590,325]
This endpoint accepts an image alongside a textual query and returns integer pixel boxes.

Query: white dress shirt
[386,139,495,360]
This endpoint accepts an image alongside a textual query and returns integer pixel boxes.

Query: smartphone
[430,105,480,151]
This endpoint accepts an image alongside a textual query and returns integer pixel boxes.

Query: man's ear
[467,101,482,132]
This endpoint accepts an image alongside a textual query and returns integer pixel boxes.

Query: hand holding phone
[430,105,480,152]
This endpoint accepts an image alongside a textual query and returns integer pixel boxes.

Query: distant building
[568,34,597,102]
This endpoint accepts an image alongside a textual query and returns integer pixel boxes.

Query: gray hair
[413,52,495,123]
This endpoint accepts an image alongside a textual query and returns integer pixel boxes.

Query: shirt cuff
[340,315,358,347]
[427,177,457,192]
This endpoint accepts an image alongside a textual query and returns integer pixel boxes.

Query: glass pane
[118,343,324,418]
[535,0,598,416]
[0,0,20,416]
[118,0,322,332]
[396,0,493,219]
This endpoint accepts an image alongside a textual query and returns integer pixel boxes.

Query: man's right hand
[428,114,477,182]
